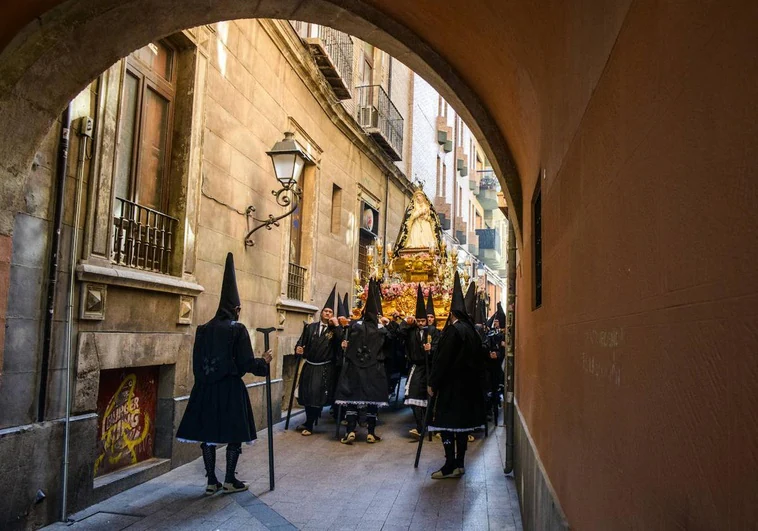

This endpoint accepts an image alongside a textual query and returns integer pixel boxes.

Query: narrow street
[46,407,520,530]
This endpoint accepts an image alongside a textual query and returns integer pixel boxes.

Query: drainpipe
[38,104,71,422]
[61,115,93,521]
[503,222,517,474]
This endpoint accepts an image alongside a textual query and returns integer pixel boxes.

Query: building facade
[410,73,508,314]
[0,19,416,528]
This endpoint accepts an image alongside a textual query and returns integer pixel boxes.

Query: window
[114,40,176,214]
[331,184,342,234]
[112,40,178,274]
[533,182,542,309]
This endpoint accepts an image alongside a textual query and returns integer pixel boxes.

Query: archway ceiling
[0,0,633,241]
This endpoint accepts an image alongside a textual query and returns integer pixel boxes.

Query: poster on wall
[94,366,159,477]
[360,202,379,237]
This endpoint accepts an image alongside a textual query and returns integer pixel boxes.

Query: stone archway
[0,0,530,240]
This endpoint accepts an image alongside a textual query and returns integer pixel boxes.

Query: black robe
[334,320,390,407]
[296,321,340,408]
[427,320,486,432]
[485,328,506,395]
[176,318,268,444]
[394,322,439,407]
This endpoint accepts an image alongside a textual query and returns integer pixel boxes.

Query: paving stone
[45,408,521,531]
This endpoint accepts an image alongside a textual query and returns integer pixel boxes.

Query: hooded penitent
[426,290,436,318]
[362,279,380,323]
[323,284,337,313]
[449,271,468,323]
[342,293,350,319]
[176,252,269,445]
[216,252,241,320]
[496,302,506,328]
[474,294,487,326]
[415,284,427,319]
[334,277,389,407]
[427,270,486,433]
[464,279,477,322]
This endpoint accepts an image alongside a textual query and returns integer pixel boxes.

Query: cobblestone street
[47,406,521,530]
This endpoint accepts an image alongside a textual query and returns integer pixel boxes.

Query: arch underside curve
[0,0,526,242]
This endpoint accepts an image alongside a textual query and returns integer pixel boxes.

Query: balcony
[476,227,504,270]
[303,27,353,100]
[355,85,404,161]
[476,172,500,211]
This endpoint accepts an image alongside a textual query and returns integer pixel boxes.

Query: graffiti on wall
[95,367,158,477]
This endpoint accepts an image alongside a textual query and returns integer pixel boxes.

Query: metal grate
[287,262,307,301]
[112,197,177,274]
[355,84,404,160]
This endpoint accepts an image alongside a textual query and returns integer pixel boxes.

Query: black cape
[394,321,439,407]
[485,328,506,394]
[296,321,340,408]
[427,319,486,432]
[176,318,268,444]
[334,320,390,407]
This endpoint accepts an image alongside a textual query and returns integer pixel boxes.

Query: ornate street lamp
[245,132,310,246]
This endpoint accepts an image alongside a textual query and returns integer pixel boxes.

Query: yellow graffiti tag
[94,373,151,476]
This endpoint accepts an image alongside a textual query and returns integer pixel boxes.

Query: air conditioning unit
[358,106,379,128]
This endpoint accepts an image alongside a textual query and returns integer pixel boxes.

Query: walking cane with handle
[256,327,280,491]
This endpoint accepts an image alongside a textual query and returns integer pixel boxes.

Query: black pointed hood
[363,279,380,324]
[495,302,506,328]
[341,293,350,319]
[449,271,468,323]
[415,284,427,319]
[337,290,348,318]
[474,294,486,325]
[464,281,476,320]
[323,284,337,312]
[426,290,436,318]
[372,280,384,316]
[216,252,241,320]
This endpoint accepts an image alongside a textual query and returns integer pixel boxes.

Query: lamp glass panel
[272,153,296,184]
[292,155,306,184]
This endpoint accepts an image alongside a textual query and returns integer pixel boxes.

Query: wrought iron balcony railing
[112,198,177,274]
[355,84,404,161]
[287,262,307,301]
[291,22,353,100]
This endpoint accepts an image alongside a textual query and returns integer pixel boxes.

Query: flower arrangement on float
[362,281,451,301]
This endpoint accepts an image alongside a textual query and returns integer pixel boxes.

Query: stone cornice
[77,262,205,296]
[258,19,414,197]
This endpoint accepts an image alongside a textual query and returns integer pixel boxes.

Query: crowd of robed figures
[175,252,508,493]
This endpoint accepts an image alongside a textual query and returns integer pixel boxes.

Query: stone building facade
[0,19,414,528]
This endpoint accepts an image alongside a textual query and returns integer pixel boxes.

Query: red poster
[94,366,158,477]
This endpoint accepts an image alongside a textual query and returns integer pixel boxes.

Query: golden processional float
[352,187,478,329]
